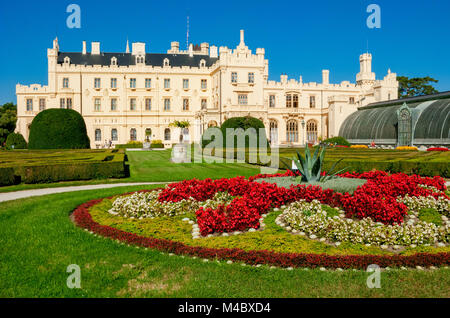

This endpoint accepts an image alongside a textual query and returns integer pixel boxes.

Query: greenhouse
[339,91,450,147]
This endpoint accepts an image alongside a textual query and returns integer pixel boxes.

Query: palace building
[15,30,398,148]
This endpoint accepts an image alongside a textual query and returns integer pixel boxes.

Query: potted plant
[169,120,190,143]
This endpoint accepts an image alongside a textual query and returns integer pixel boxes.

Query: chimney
[209,45,218,58]
[82,41,86,54]
[170,41,179,53]
[322,70,329,85]
[132,42,146,56]
[200,42,209,54]
[91,42,100,55]
[189,43,193,57]
[240,29,245,44]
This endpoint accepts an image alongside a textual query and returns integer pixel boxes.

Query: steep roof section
[57,52,218,67]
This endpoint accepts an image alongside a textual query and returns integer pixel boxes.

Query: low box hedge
[0,149,128,185]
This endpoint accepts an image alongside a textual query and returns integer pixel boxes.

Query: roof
[57,52,219,68]
[339,93,450,143]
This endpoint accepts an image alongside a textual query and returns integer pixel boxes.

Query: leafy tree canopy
[0,103,17,145]
[398,76,439,99]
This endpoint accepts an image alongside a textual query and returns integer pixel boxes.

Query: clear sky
[0,0,449,104]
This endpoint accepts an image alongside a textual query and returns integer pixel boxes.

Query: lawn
[1,185,448,298]
[0,150,262,193]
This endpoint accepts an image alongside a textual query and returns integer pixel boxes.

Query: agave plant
[283,146,345,182]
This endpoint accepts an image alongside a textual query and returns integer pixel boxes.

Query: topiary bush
[28,109,90,149]
[220,116,269,149]
[5,133,27,150]
[324,136,350,147]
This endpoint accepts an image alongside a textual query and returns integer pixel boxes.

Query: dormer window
[64,56,70,65]
[163,58,170,67]
[199,59,206,68]
[111,57,117,66]
[136,55,145,64]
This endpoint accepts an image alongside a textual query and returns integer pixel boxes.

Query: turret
[356,53,375,85]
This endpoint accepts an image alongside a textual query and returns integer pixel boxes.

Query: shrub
[0,167,16,186]
[28,109,90,149]
[5,133,27,149]
[220,116,269,149]
[151,140,164,149]
[201,127,222,148]
[324,136,350,147]
[115,141,143,149]
[396,146,418,151]
[350,145,369,149]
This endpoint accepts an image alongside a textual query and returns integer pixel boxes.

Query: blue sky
[0,0,449,104]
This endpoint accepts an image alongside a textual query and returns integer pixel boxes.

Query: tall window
[94,98,101,111]
[398,108,412,146]
[183,79,189,89]
[145,128,152,139]
[66,98,72,109]
[39,99,46,111]
[164,98,170,111]
[95,129,101,142]
[183,98,189,111]
[248,72,254,84]
[164,128,171,141]
[164,79,170,89]
[238,94,248,105]
[145,78,151,89]
[306,120,318,144]
[269,95,275,108]
[145,98,151,111]
[60,98,66,109]
[286,95,292,108]
[26,99,33,111]
[349,97,355,104]
[130,128,137,141]
[201,79,207,90]
[111,98,117,111]
[94,78,101,89]
[293,94,298,108]
[231,72,237,83]
[130,98,136,111]
[111,78,117,89]
[63,78,69,88]
[310,96,316,108]
[130,78,136,88]
[269,120,278,144]
[286,120,298,143]
[111,129,118,141]
[201,99,207,109]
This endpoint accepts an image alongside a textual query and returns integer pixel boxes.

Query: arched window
[145,128,152,141]
[136,55,145,64]
[306,120,318,144]
[164,128,171,141]
[95,129,101,142]
[64,56,70,65]
[286,120,298,143]
[199,59,206,68]
[398,107,412,146]
[111,129,118,141]
[130,128,137,141]
[163,58,170,67]
[208,120,218,128]
[111,57,117,66]
[269,120,278,144]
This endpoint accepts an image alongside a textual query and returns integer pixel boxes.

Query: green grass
[1,185,449,298]
[0,150,262,193]
[89,196,450,256]
[418,208,443,226]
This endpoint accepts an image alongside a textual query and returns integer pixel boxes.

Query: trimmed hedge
[5,133,27,150]
[0,167,16,186]
[0,149,127,185]
[28,109,90,149]
[324,136,350,147]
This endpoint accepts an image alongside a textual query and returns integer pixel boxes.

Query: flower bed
[427,147,449,152]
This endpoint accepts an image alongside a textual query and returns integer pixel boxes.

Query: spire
[126,38,130,53]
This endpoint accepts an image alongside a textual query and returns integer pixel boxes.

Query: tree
[398,76,439,99]
[5,133,27,149]
[0,103,17,145]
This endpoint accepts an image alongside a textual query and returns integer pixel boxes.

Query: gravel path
[1,181,449,204]
[0,182,170,203]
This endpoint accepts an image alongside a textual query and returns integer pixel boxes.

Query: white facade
[16,31,398,148]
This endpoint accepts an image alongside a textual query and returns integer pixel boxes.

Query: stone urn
[171,143,191,163]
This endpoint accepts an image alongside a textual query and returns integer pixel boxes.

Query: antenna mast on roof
[186,15,190,50]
